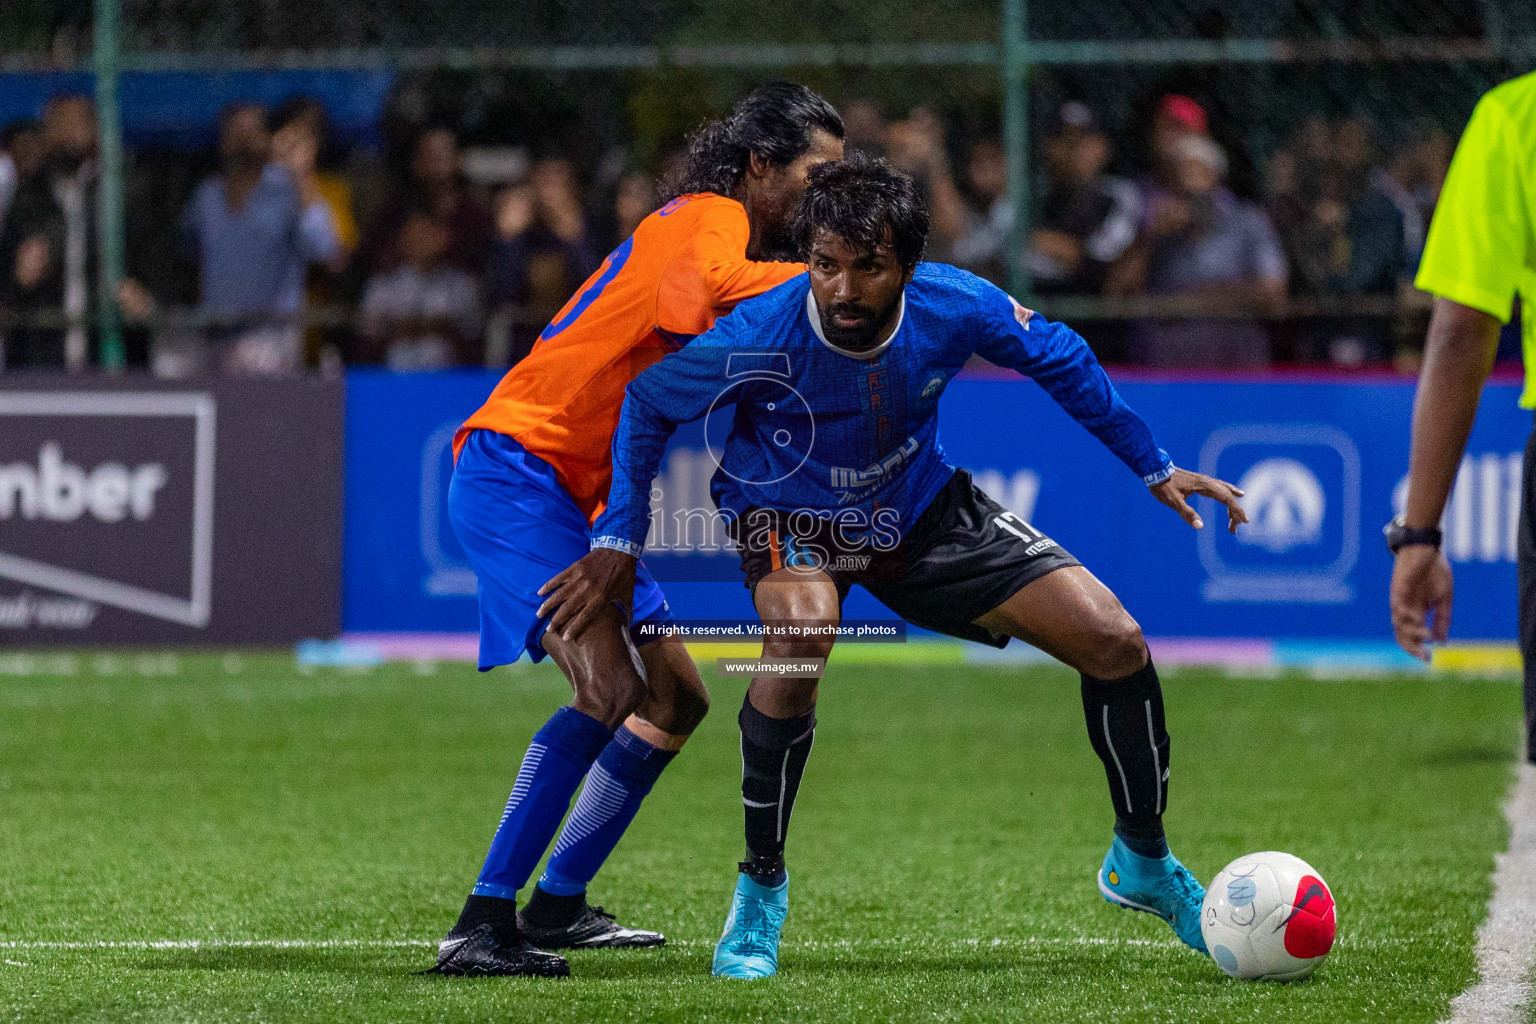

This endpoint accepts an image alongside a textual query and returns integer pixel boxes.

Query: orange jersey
[456,193,803,520]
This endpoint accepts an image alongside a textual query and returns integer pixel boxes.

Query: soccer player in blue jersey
[541,156,1248,978]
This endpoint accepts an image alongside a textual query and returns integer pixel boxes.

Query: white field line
[0,934,1424,955]
[0,939,432,951]
[0,936,1150,952]
[1444,762,1536,1024]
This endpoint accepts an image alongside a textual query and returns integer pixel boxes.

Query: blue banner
[344,369,1528,641]
[0,70,394,149]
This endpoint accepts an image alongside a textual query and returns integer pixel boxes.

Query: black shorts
[728,469,1081,648]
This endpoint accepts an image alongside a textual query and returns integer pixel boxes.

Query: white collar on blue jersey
[805,287,905,361]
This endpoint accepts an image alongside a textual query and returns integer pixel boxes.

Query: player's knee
[763,631,836,662]
[575,669,648,730]
[757,577,840,662]
[1081,612,1147,681]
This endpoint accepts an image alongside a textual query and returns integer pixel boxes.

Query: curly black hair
[791,154,930,270]
[663,82,844,202]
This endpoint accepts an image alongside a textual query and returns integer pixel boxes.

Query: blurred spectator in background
[272,97,358,255]
[177,102,342,375]
[1323,117,1409,365]
[358,208,482,369]
[1268,115,1349,297]
[1117,134,1288,367]
[0,118,44,237]
[486,157,602,363]
[1379,124,1453,269]
[365,125,493,278]
[946,138,1008,279]
[611,169,656,246]
[885,106,969,263]
[1144,94,1210,201]
[1375,135,1429,273]
[0,95,150,370]
[1269,115,1436,364]
[1026,102,1140,295]
[841,98,888,159]
[272,96,358,364]
[944,103,1139,296]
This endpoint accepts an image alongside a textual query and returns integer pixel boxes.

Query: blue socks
[539,725,677,895]
[474,706,613,899]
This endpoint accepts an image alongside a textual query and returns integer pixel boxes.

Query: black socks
[450,893,520,940]
[1082,657,1170,859]
[521,885,587,929]
[739,696,816,887]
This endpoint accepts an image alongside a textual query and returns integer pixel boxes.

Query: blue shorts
[449,429,672,670]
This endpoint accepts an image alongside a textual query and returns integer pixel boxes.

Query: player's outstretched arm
[974,295,1172,486]
[971,288,1247,533]
[1149,468,1248,534]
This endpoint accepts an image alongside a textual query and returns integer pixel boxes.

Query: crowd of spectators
[0,87,1458,375]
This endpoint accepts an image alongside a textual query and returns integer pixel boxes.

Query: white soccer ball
[1200,851,1336,981]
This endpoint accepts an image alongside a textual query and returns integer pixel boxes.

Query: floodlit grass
[0,654,1518,1022]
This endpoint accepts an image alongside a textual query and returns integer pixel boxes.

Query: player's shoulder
[1468,72,1536,158]
[1476,71,1536,134]
[640,192,748,237]
[908,262,1020,322]
[699,273,810,340]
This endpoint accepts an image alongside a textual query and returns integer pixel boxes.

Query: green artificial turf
[0,653,1519,1023]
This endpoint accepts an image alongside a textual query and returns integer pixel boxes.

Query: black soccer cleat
[425,923,571,977]
[517,903,666,949]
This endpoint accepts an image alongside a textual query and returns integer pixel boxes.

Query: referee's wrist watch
[1383,514,1442,555]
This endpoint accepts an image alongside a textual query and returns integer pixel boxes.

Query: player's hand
[1150,468,1248,533]
[537,548,638,643]
[1390,544,1453,662]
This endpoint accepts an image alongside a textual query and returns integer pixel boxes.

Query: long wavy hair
[662,82,844,202]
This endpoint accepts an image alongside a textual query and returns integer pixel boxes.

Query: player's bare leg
[973,565,1208,954]
[541,605,651,728]
[632,637,712,739]
[713,567,837,979]
[971,564,1145,679]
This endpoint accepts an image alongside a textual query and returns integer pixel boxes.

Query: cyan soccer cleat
[1098,836,1209,954]
[711,870,789,979]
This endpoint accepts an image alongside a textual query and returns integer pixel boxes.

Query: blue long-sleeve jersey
[592,262,1173,554]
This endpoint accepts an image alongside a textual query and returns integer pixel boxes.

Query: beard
[818,294,901,352]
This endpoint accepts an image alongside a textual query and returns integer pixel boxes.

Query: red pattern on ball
[1282,874,1337,958]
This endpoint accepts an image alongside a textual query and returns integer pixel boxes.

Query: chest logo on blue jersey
[920,374,945,400]
[828,436,922,503]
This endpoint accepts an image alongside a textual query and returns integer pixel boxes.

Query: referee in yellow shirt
[1389,71,1536,761]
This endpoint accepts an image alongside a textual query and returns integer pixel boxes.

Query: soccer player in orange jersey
[427,84,844,977]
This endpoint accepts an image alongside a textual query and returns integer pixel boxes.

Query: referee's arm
[1392,86,1529,659]
[1393,301,1501,658]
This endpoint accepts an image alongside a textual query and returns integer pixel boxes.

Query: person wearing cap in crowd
[942,102,1139,293]
[1022,101,1142,295]
[1116,133,1288,367]
[1147,95,1210,197]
